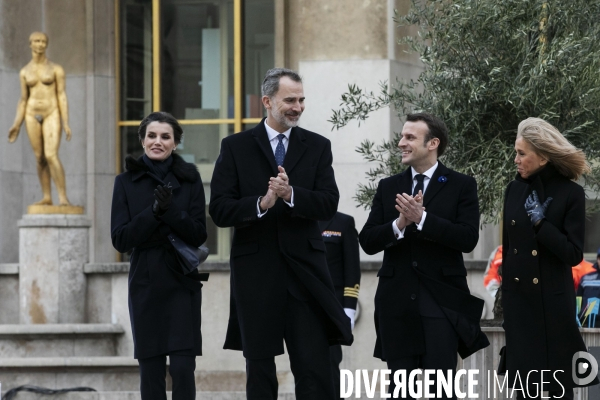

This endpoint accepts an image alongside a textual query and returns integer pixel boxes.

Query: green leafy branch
[330,0,600,223]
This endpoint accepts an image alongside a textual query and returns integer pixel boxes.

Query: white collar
[264,120,292,142]
[411,162,438,180]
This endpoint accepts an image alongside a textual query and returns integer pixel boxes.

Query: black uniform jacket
[209,120,353,359]
[319,212,361,309]
[111,154,207,359]
[502,164,598,390]
[360,162,489,361]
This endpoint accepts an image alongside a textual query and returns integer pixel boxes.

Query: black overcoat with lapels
[111,153,207,359]
[359,162,489,361]
[209,119,353,359]
[502,164,598,391]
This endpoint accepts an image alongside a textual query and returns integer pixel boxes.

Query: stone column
[18,215,91,324]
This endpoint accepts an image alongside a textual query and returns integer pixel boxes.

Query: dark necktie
[413,174,425,196]
[275,134,286,166]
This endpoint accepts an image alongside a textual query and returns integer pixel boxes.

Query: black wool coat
[502,164,598,391]
[209,120,353,359]
[359,162,489,361]
[319,212,361,310]
[111,153,207,359]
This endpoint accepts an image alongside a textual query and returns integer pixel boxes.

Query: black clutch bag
[167,232,209,277]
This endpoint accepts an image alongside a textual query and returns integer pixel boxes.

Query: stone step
[0,392,298,400]
[0,357,139,392]
[0,358,252,393]
[0,324,124,357]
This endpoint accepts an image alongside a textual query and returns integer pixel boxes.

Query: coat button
[514,248,518,254]
[514,278,519,282]
[533,278,539,284]
[412,261,418,267]
[532,250,537,256]
[411,294,416,300]
[511,220,516,226]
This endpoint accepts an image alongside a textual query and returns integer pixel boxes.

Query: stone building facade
[0,0,503,267]
[4,1,597,397]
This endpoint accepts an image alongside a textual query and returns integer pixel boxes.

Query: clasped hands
[395,191,425,230]
[153,182,173,215]
[260,166,291,211]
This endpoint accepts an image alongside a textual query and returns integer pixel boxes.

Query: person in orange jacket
[572,257,595,290]
[483,245,503,298]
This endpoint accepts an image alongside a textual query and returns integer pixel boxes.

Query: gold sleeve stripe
[344,284,360,298]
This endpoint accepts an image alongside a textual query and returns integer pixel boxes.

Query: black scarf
[142,154,173,181]
[514,163,564,185]
[125,153,200,183]
[514,163,566,206]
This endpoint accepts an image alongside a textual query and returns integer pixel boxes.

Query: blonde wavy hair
[517,117,591,180]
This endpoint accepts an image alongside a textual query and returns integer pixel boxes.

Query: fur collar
[125,153,200,183]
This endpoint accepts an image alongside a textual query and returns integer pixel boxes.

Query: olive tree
[330,0,600,223]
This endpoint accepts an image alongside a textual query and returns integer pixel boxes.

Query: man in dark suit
[319,211,361,398]
[359,113,488,398]
[209,68,353,400]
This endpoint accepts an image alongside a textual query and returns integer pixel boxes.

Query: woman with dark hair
[111,111,207,399]
[502,117,597,399]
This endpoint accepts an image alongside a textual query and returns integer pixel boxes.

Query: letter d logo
[572,351,599,386]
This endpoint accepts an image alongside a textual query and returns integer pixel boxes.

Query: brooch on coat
[438,176,447,183]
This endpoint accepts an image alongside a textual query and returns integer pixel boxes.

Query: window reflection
[118,0,275,261]
[244,0,274,118]
[178,123,232,166]
[122,126,143,165]
[120,0,152,121]
[161,0,234,119]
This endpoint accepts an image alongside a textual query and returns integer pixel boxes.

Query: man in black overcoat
[359,113,489,398]
[319,211,361,398]
[209,68,353,400]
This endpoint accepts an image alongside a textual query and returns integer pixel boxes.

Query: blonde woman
[501,117,597,399]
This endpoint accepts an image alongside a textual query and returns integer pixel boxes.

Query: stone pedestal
[27,204,85,215]
[18,215,91,324]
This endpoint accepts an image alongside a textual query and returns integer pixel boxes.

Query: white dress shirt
[264,121,291,153]
[392,162,438,239]
[257,120,295,217]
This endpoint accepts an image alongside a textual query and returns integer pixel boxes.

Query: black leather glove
[153,183,173,214]
[524,190,552,227]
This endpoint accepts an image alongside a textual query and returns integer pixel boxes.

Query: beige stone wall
[285,0,389,69]
[393,0,422,65]
[0,0,116,263]
[279,0,421,70]
[0,1,41,69]
[44,0,88,74]
[0,0,87,73]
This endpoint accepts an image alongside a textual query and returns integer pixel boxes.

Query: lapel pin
[438,176,447,183]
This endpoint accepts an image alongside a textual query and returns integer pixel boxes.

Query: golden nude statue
[8,32,81,214]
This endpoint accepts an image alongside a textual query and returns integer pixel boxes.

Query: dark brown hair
[406,113,449,157]
[138,112,183,144]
